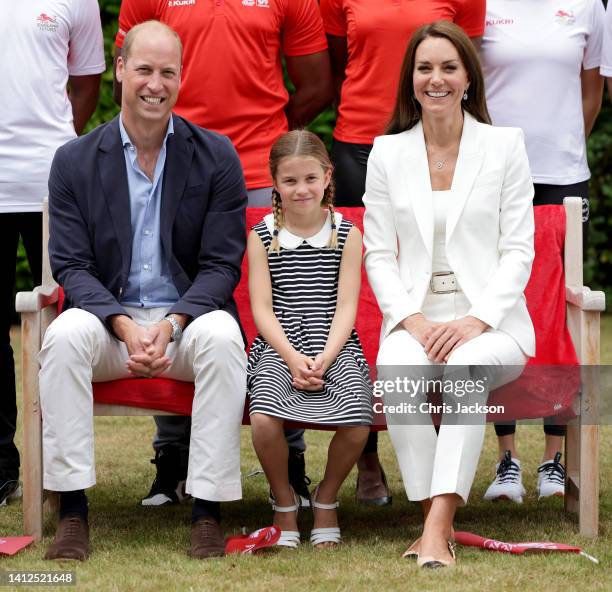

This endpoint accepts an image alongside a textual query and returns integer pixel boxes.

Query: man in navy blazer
[40,20,248,561]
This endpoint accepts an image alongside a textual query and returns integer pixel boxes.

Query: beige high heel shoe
[401,537,421,560]
[417,539,456,569]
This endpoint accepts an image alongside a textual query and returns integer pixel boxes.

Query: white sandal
[272,490,301,548]
[310,486,341,547]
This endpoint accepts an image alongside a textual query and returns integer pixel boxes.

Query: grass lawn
[2,318,612,591]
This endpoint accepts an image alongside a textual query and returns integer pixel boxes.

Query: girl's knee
[250,413,283,436]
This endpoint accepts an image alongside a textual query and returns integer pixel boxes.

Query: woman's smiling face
[412,36,470,119]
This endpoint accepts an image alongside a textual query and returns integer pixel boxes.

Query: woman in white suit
[363,21,535,568]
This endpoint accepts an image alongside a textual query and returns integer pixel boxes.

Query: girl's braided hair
[268,130,337,253]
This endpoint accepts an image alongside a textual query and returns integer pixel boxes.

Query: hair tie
[273,229,279,236]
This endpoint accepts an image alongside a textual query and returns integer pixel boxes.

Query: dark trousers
[0,212,42,479]
[153,418,306,454]
[331,139,373,207]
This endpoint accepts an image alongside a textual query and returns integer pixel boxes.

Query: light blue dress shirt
[118,115,180,308]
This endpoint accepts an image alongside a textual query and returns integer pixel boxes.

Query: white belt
[429,271,461,294]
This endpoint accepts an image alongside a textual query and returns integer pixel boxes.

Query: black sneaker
[0,477,21,507]
[141,445,191,507]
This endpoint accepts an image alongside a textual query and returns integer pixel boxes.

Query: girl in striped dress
[247,130,372,549]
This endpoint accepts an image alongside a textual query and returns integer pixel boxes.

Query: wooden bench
[16,199,605,539]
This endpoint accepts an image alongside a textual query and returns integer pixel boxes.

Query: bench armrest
[565,286,606,312]
[16,284,60,314]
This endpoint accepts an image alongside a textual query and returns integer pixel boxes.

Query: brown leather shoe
[190,517,225,559]
[356,454,392,506]
[44,515,90,561]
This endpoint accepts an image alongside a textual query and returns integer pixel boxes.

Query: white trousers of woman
[377,291,527,504]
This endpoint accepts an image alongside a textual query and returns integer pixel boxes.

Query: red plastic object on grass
[454,531,598,563]
[0,536,35,556]
[225,526,281,555]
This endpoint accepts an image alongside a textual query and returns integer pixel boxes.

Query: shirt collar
[119,113,174,149]
[263,211,342,249]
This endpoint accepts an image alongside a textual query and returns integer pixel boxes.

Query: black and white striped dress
[248,213,373,426]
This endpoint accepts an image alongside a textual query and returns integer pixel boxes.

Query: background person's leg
[144,416,192,506]
[330,140,372,207]
[0,212,41,505]
[0,214,21,491]
[484,420,524,503]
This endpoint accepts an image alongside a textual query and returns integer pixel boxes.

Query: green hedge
[15,0,612,309]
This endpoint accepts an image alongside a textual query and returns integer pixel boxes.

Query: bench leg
[578,362,599,537]
[21,312,43,540]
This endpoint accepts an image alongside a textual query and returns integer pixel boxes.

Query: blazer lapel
[403,122,434,259]
[160,115,194,254]
[98,118,132,272]
[447,113,484,241]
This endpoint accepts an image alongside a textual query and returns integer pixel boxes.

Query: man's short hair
[122,20,183,64]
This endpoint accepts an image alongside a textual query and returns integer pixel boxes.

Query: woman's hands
[424,316,489,362]
[402,314,443,347]
[402,313,489,362]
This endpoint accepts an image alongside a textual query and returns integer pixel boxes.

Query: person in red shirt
[114,0,333,508]
[320,0,485,504]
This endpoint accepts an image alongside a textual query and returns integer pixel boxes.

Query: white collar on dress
[263,212,343,250]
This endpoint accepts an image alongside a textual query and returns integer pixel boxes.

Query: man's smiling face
[116,27,181,126]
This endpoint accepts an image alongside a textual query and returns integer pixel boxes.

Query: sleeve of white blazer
[467,128,535,329]
[363,138,422,336]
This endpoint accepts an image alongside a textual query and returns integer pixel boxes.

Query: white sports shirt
[0,1,105,213]
[480,0,604,185]
[601,2,612,77]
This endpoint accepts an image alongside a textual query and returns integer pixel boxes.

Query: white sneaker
[537,452,565,499]
[0,479,22,506]
[483,450,526,503]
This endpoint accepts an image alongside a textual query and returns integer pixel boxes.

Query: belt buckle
[430,271,457,294]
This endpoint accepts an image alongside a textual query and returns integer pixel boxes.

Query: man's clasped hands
[109,314,188,378]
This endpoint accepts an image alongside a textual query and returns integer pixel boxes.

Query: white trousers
[39,307,247,502]
[378,292,527,504]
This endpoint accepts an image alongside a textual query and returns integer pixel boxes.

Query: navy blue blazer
[48,114,247,327]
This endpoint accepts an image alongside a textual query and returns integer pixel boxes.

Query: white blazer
[363,112,536,357]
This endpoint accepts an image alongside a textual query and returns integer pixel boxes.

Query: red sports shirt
[116,0,327,189]
[320,0,485,144]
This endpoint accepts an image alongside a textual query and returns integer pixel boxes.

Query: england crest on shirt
[554,9,576,25]
[37,13,59,32]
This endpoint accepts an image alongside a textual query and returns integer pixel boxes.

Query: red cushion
[81,206,578,423]
[487,205,579,421]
